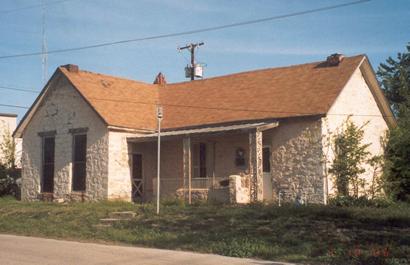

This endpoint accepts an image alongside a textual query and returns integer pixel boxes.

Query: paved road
[0,234,296,265]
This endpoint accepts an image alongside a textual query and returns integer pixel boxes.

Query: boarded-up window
[262,147,271,173]
[42,136,55,193]
[72,134,87,191]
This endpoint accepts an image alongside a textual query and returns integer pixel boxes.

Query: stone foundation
[176,188,208,201]
[174,187,230,203]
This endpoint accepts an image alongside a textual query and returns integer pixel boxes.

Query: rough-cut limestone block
[21,77,109,201]
[229,175,250,204]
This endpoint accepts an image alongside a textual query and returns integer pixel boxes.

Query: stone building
[13,54,395,203]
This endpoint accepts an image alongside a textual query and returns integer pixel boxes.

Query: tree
[367,154,384,200]
[0,126,16,168]
[329,119,370,198]
[378,43,410,202]
[383,115,410,201]
[0,126,19,197]
[377,43,410,117]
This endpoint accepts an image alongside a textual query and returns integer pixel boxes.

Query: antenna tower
[41,0,48,84]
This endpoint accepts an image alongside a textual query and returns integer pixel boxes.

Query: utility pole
[156,105,163,215]
[178,42,204,81]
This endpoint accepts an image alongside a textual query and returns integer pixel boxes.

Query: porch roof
[127,121,279,142]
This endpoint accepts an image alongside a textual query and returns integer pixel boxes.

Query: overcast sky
[0,0,409,120]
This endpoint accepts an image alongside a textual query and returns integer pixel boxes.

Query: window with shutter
[193,143,207,178]
[72,134,87,191]
[42,136,55,193]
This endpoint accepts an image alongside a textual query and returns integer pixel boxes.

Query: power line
[0,0,371,60]
[0,103,29,109]
[0,85,39,93]
[0,0,72,15]
[86,96,394,119]
[0,95,393,118]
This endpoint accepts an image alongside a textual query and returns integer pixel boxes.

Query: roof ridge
[58,54,365,87]
[58,66,158,87]
[167,54,366,86]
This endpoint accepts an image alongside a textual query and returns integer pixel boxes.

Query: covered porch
[127,121,279,203]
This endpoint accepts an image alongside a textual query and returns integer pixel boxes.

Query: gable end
[13,69,108,138]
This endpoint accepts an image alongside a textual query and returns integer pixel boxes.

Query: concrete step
[108,211,136,219]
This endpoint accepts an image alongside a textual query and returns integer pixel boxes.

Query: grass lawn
[0,197,409,265]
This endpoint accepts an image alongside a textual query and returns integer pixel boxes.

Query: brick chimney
[326,53,344,66]
[153,72,167,85]
[61,64,79,73]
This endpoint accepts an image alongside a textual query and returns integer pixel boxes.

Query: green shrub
[328,253,392,265]
[328,196,393,208]
[0,125,20,198]
[328,118,375,198]
[160,197,186,207]
[383,118,410,202]
[0,164,20,198]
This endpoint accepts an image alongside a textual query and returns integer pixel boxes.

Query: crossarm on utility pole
[178,42,204,81]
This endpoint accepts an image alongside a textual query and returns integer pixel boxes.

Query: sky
[0,0,409,120]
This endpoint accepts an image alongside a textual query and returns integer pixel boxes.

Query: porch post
[183,136,192,204]
[249,130,263,202]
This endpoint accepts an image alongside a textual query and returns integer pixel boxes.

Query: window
[42,136,55,193]
[72,134,87,191]
[262,146,271,173]
[193,143,207,178]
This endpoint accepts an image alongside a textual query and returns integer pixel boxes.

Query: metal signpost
[156,106,163,215]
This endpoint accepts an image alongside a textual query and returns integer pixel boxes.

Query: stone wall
[21,77,109,201]
[229,174,250,203]
[175,188,208,201]
[173,187,229,203]
[269,118,325,204]
[107,131,136,201]
[322,67,389,200]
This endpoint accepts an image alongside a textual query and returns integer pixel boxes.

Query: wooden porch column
[183,136,192,204]
[249,130,263,202]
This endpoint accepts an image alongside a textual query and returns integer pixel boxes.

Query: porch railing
[191,177,226,189]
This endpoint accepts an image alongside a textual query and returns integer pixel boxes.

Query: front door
[262,146,273,201]
[131,154,143,202]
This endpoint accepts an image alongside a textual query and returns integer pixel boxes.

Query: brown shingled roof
[61,68,160,130]
[60,55,365,131]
